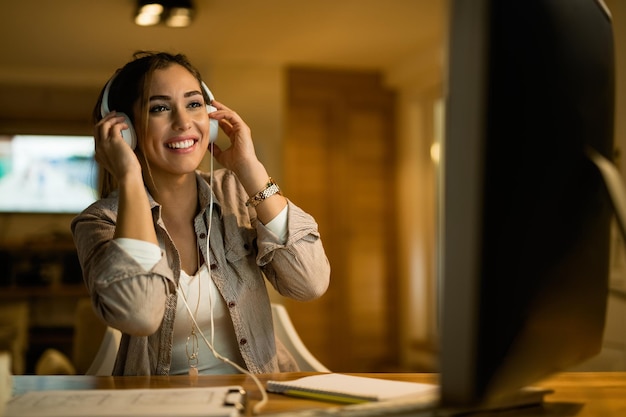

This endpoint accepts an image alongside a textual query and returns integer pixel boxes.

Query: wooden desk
[10,372,626,416]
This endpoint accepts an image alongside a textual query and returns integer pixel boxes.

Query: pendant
[186,328,200,377]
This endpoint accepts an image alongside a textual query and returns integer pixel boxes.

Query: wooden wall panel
[283,68,398,372]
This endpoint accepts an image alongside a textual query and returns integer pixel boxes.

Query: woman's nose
[172,108,192,131]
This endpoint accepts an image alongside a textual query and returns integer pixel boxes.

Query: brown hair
[93,51,206,198]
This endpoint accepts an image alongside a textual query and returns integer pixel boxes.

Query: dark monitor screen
[439,0,615,406]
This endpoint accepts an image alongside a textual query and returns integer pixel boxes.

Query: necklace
[178,242,202,377]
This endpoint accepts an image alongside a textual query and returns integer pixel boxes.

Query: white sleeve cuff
[114,238,162,270]
[264,204,289,244]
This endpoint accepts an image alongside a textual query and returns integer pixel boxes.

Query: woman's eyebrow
[149,90,202,101]
[149,94,170,101]
[185,90,203,98]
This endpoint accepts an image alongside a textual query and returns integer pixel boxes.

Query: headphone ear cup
[117,112,137,149]
[101,74,137,150]
[207,104,218,143]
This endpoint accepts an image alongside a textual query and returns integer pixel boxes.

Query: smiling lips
[167,139,196,149]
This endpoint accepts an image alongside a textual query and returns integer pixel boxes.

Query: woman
[71,51,330,376]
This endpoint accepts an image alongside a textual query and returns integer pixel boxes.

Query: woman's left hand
[208,100,259,175]
[207,100,287,221]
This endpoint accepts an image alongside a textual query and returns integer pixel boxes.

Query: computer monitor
[439,0,615,407]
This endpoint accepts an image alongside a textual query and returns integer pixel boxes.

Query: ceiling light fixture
[134,0,195,28]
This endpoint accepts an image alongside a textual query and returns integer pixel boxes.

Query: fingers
[209,99,230,111]
[94,112,139,178]
[218,119,234,137]
[96,112,129,143]
[208,101,250,137]
[209,100,240,124]
[205,101,257,168]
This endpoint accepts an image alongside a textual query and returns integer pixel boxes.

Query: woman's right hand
[96,112,157,243]
[94,112,142,183]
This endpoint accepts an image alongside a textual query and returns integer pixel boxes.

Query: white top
[169,263,245,374]
[114,204,289,374]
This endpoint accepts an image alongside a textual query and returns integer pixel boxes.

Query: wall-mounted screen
[0,135,97,213]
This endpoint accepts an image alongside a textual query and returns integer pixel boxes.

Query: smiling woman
[70,51,331,380]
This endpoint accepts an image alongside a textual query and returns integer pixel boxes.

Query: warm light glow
[134,1,195,28]
[140,3,164,14]
[430,142,440,165]
[165,7,193,27]
[135,3,164,26]
[431,98,445,165]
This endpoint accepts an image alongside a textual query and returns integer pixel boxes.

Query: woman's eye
[149,104,169,113]
[188,101,203,109]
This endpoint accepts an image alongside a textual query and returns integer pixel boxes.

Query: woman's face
[136,63,210,180]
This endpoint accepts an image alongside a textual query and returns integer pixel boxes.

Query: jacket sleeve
[255,199,331,301]
[71,203,175,336]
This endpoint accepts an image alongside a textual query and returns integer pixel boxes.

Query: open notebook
[267,374,438,404]
[266,373,552,416]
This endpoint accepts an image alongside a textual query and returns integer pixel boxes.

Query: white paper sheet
[5,386,245,417]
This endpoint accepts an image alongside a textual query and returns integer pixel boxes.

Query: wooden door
[282,68,398,372]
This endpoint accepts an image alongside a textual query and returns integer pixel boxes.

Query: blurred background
[0,0,624,375]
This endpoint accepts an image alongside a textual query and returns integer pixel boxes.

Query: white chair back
[85,303,330,374]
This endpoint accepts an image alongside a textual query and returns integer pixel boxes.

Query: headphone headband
[100,72,117,117]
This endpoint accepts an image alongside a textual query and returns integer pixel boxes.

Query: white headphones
[100,74,218,149]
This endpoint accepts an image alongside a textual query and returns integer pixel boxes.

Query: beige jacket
[71,169,330,375]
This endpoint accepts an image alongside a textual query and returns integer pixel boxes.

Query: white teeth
[167,139,195,149]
